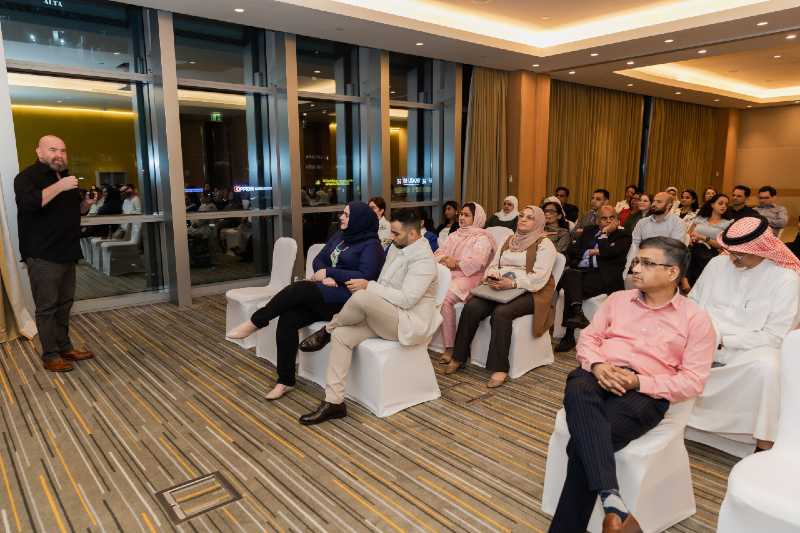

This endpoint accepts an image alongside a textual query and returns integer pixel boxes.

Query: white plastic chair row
[224,237,297,349]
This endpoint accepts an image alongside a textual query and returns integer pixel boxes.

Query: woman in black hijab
[228,201,386,400]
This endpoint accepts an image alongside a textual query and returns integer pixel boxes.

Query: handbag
[470,281,526,304]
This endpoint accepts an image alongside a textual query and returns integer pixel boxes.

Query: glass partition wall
[0,1,461,311]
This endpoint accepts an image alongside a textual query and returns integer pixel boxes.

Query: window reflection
[390,107,433,202]
[187,216,274,285]
[302,212,342,255]
[0,0,139,72]
[389,52,432,103]
[296,36,358,95]
[299,100,359,206]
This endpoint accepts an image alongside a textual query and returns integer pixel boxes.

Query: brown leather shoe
[61,349,94,361]
[43,358,74,372]
[443,359,463,375]
[602,513,642,533]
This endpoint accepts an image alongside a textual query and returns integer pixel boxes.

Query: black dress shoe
[563,309,591,329]
[299,326,331,352]
[555,335,576,353]
[299,401,347,425]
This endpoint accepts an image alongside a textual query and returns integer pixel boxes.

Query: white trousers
[689,346,781,442]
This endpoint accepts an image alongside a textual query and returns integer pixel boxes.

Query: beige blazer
[366,236,440,346]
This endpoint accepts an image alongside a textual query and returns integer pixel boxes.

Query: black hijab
[341,201,379,245]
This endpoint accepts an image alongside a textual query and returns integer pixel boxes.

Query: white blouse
[485,238,557,292]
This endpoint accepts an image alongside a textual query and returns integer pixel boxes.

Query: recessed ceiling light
[794,100,800,104]
[714,98,720,102]
[627,83,634,87]
[675,91,682,95]
[540,16,551,21]
[390,90,396,94]
[590,52,599,57]
[568,70,576,75]
[664,38,674,43]
[113,51,120,55]
[188,60,196,64]
[234,8,244,13]
[56,100,62,103]
[532,63,540,67]
[774,55,782,59]
[415,42,424,46]
[310,104,315,107]
[698,49,707,54]
[787,34,797,40]
[747,105,753,108]
[302,112,307,116]
[756,21,768,26]
[313,70,321,74]
[626,61,635,65]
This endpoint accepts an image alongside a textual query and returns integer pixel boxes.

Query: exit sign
[210,111,223,122]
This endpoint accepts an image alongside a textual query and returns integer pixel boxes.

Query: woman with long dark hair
[686,193,733,285]
[435,200,460,245]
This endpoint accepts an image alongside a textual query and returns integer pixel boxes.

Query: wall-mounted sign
[43,0,64,7]
[233,185,272,192]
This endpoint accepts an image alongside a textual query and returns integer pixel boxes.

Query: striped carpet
[0,296,737,532]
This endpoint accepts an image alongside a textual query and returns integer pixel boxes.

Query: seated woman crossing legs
[228,202,384,399]
[444,206,558,388]
[434,202,495,366]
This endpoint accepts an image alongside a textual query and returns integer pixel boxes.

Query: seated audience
[434,203,495,364]
[486,195,519,231]
[541,199,572,253]
[435,200,460,245]
[728,185,759,220]
[369,196,392,248]
[618,192,638,226]
[754,185,789,236]
[624,192,686,277]
[120,184,142,215]
[556,206,632,352]
[443,206,557,388]
[703,187,717,204]
[665,186,681,213]
[686,193,732,285]
[674,188,699,225]
[574,188,610,235]
[296,209,439,425]
[418,209,439,252]
[555,186,580,223]
[614,184,638,214]
[787,217,800,259]
[227,202,384,400]
[622,192,651,234]
[688,217,800,452]
[548,237,715,533]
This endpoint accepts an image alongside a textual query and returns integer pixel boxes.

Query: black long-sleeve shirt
[14,161,82,263]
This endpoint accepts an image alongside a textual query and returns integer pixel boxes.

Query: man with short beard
[624,191,687,277]
[14,135,96,372]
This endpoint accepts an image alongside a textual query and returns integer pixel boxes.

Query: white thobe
[688,255,800,441]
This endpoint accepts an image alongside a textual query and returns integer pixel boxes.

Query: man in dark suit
[556,205,632,352]
[556,186,580,223]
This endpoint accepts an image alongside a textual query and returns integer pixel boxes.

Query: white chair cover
[717,331,800,533]
[256,242,324,363]
[100,223,143,276]
[297,263,449,417]
[542,400,696,533]
[486,226,513,249]
[469,253,567,378]
[225,237,297,349]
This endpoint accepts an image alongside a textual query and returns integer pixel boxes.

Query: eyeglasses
[630,258,676,269]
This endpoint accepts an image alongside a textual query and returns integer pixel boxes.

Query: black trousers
[250,281,341,386]
[25,258,76,361]
[549,368,669,532]
[452,293,533,373]
[560,268,607,317]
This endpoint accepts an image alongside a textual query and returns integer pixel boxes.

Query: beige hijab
[508,205,546,252]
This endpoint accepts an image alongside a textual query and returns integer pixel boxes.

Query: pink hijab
[443,202,494,257]
[508,205,547,252]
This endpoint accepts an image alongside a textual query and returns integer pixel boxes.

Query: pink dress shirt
[577,289,717,402]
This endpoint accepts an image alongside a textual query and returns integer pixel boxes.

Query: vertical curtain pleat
[463,67,508,211]
[0,232,20,342]
[645,98,716,194]
[547,81,643,212]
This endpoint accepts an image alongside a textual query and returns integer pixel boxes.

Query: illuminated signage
[43,0,64,6]
[209,111,223,122]
[233,185,272,192]
[395,176,432,186]
[185,188,203,193]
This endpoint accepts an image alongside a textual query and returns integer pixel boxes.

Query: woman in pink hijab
[434,202,496,364]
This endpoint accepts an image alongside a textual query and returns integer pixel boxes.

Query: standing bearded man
[14,135,96,372]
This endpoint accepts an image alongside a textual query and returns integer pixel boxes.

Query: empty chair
[468,252,566,378]
[297,263,450,417]
[225,237,297,349]
[542,400,697,533]
[99,223,144,276]
[717,331,800,533]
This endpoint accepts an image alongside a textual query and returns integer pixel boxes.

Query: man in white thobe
[688,216,800,451]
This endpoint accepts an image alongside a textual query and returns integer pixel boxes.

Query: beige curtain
[645,98,716,195]
[547,81,644,212]
[463,67,508,212]
[0,233,20,342]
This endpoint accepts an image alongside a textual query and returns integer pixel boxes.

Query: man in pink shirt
[548,237,716,533]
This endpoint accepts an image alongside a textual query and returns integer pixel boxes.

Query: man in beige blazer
[298,208,440,425]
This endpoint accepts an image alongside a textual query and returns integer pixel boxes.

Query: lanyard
[330,241,349,267]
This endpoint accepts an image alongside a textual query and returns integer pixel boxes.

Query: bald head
[36,135,68,172]
[598,205,616,218]
[650,192,672,215]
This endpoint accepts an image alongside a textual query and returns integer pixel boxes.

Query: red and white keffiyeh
[717,216,800,272]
